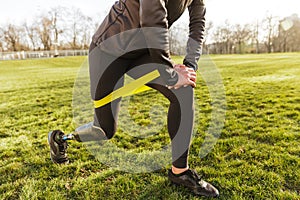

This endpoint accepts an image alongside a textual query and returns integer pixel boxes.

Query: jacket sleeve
[183,0,206,71]
[139,0,178,86]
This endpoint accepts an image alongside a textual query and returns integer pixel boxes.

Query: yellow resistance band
[94,70,160,108]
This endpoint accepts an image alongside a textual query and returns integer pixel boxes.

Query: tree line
[169,13,300,54]
[0,6,299,54]
[0,7,98,53]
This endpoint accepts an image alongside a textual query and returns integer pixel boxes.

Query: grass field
[0,53,299,199]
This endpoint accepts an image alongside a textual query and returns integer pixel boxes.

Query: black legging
[88,43,194,168]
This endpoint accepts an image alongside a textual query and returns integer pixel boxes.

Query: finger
[189,74,197,82]
[189,77,196,83]
[186,68,195,72]
[188,72,197,77]
[182,77,194,87]
[187,79,196,88]
[177,70,189,77]
[188,74,197,81]
[189,71,197,76]
[185,73,197,82]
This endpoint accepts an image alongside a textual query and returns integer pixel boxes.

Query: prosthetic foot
[48,122,107,164]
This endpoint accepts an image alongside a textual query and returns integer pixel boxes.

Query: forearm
[184,0,206,71]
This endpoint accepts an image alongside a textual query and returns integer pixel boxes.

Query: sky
[0,0,299,26]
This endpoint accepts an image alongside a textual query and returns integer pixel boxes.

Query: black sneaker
[48,130,69,164]
[168,169,219,198]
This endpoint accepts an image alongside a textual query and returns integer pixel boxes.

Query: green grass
[0,53,299,199]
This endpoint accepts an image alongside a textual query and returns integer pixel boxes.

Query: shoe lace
[189,169,202,182]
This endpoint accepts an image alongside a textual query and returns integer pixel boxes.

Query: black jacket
[92,0,206,84]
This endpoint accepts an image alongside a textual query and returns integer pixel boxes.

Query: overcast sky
[0,0,299,26]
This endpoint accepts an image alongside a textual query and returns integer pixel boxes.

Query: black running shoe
[48,130,69,164]
[168,169,219,198]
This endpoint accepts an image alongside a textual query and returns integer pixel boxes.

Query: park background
[0,0,299,199]
[0,0,300,57]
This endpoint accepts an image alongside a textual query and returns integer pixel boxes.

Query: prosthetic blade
[74,122,107,142]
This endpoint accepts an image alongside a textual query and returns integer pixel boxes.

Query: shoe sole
[170,180,219,198]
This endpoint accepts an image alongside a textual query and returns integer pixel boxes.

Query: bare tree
[1,24,24,51]
[0,33,4,54]
[0,27,4,51]
[287,14,300,52]
[36,16,53,50]
[79,16,94,49]
[203,21,213,54]
[212,21,233,54]
[49,7,66,53]
[262,14,278,53]
[24,22,40,51]
[0,41,3,53]
[232,24,251,54]
[276,14,300,52]
[67,7,86,49]
[169,23,188,55]
[253,20,261,53]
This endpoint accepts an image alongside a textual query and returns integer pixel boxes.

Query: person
[48,0,219,198]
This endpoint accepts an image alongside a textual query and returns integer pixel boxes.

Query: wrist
[183,59,197,71]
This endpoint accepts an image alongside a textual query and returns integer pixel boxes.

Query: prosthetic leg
[62,122,107,142]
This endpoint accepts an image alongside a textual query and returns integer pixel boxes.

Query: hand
[167,64,197,89]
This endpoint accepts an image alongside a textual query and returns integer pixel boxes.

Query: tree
[80,16,94,49]
[276,14,300,52]
[0,27,4,51]
[67,7,87,49]
[24,22,40,51]
[48,7,66,53]
[169,23,188,55]
[262,14,278,53]
[203,21,213,54]
[1,24,24,51]
[211,21,233,54]
[251,20,261,53]
[0,36,4,53]
[36,15,53,50]
[232,24,251,54]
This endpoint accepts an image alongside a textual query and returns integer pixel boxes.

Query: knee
[171,86,194,105]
